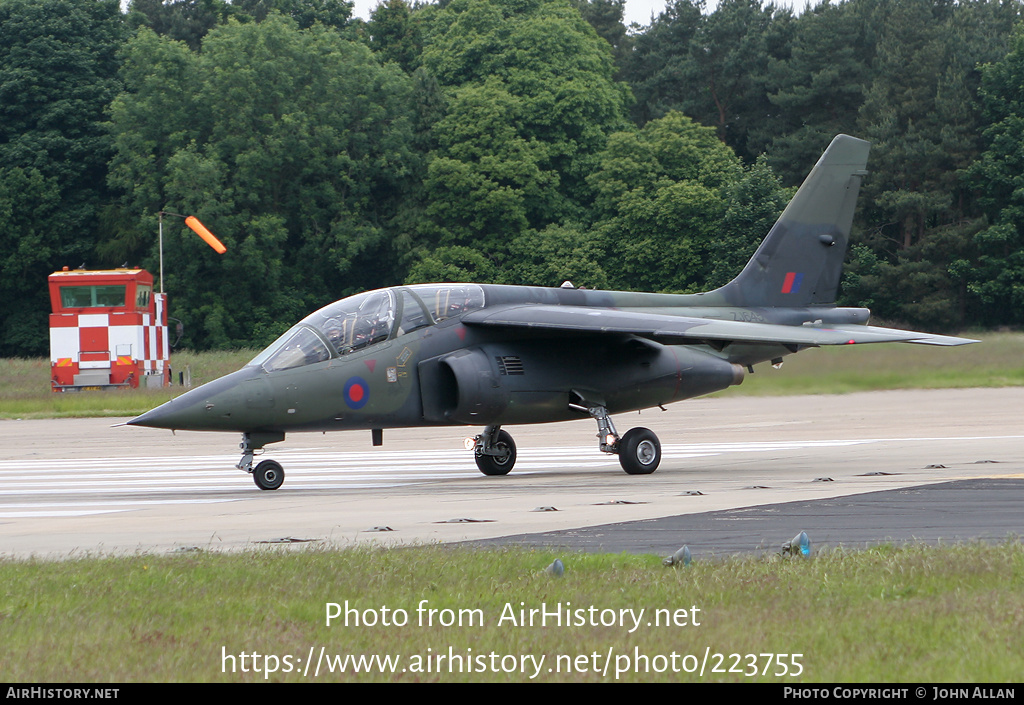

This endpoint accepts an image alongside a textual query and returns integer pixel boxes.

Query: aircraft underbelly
[417,339,741,426]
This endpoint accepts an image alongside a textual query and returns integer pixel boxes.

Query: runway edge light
[544,559,564,577]
[782,531,811,557]
[663,545,692,567]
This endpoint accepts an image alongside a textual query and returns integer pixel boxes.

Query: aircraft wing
[461,305,978,347]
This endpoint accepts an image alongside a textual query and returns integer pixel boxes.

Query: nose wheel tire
[475,429,517,476]
[618,427,661,475]
[253,459,285,490]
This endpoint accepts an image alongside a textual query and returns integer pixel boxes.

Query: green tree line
[2,0,1024,354]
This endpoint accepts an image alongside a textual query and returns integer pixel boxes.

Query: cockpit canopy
[248,284,485,373]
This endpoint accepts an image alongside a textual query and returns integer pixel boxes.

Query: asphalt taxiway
[1,387,1021,559]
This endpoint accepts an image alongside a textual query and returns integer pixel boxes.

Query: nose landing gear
[253,459,285,490]
[237,431,287,490]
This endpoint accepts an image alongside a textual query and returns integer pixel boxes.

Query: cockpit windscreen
[248,285,485,373]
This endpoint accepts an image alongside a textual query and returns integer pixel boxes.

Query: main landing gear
[580,402,662,475]
[470,404,662,477]
[471,425,517,476]
[237,431,286,490]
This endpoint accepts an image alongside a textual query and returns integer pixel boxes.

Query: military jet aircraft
[129,135,976,490]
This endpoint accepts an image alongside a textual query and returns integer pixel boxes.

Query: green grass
[0,350,255,418]
[1,543,1022,682]
[2,332,1022,418]
[712,330,1024,396]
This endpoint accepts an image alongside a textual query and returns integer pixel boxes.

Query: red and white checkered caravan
[49,267,170,391]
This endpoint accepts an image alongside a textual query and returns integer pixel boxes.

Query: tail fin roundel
[717,134,870,308]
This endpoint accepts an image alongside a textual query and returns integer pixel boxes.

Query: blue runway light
[783,531,811,557]
[544,559,564,577]
[663,545,692,567]
[797,531,811,556]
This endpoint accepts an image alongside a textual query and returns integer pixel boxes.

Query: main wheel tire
[475,429,517,476]
[618,427,661,475]
[253,459,285,490]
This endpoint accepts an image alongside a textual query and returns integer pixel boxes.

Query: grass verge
[0,350,255,419]
[2,542,1023,682]
[716,331,1024,397]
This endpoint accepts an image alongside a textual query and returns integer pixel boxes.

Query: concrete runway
[1,387,1022,559]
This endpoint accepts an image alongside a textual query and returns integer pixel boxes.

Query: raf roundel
[343,376,370,410]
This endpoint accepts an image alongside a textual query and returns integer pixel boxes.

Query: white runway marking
[1,436,1019,517]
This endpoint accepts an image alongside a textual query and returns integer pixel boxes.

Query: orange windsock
[184,216,227,254]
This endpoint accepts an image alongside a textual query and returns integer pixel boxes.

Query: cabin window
[60,285,127,308]
[301,289,396,356]
[257,327,332,373]
[407,284,484,322]
[397,290,432,335]
[135,285,152,309]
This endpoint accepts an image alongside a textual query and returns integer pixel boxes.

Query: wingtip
[908,334,981,346]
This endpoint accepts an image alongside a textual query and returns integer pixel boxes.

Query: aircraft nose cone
[127,368,254,431]
[127,393,202,430]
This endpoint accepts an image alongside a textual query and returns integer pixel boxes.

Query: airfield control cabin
[48,267,170,391]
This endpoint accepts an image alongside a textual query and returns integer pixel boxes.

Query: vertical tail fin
[716,134,870,308]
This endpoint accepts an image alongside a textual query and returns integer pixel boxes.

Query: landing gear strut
[570,397,662,475]
[472,425,517,476]
[237,431,286,490]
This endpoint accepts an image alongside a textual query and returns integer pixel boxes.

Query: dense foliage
[2,0,1023,354]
